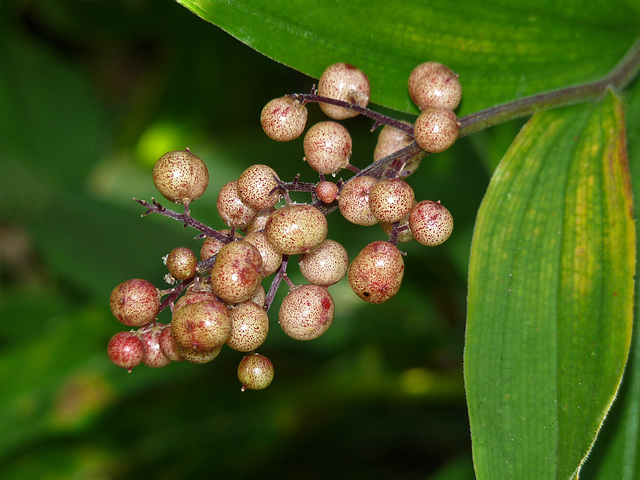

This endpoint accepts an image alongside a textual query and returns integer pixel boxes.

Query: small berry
[348,241,404,304]
[108,331,144,372]
[264,204,328,255]
[261,96,308,142]
[247,284,266,308]
[140,322,172,368]
[413,108,460,153]
[303,121,352,174]
[373,122,413,162]
[368,178,415,224]
[217,181,258,228]
[152,149,209,205]
[166,247,197,280]
[409,200,454,246]
[238,353,274,391]
[177,343,222,364]
[236,164,282,210]
[338,176,379,226]
[200,230,243,261]
[317,63,370,120]
[298,239,349,287]
[244,207,276,234]
[174,288,216,311]
[110,279,160,327]
[315,181,339,204]
[244,231,283,276]
[279,284,334,340]
[227,301,270,352]
[210,241,263,304]
[159,325,183,362]
[171,299,231,352]
[408,62,462,111]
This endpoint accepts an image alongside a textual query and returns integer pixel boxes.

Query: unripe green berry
[408,62,462,111]
[261,96,308,142]
[238,353,274,391]
[413,108,460,153]
[110,279,160,327]
[265,204,328,255]
[318,63,370,120]
[348,241,404,304]
[152,149,209,204]
[166,247,197,280]
[409,200,454,246]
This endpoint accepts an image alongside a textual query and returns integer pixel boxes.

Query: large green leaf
[464,91,634,479]
[176,0,639,116]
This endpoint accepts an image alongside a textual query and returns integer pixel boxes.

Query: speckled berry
[247,284,266,308]
[166,247,197,280]
[236,164,282,210]
[264,204,328,255]
[408,62,461,111]
[238,353,274,391]
[303,121,352,174]
[174,288,216,311]
[177,343,222,364]
[316,181,339,204]
[413,108,460,153]
[159,325,183,362]
[348,241,404,304]
[140,322,172,368]
[244,208,276,234]
[244,231,283,276]
[409,200,454,246]
[261,96,308,142]
[200,230,243,261]
[368,178,415,224]
[171,299,231,352]
[298,239,349,286]
[211,241,263,304]
[279,284,334,340]
[338,175,379,226]
[110,279,160,327]
[227,301,269,352]
[373,122,414,162]
[318,63,370,120]
[217,180,258,228]
[108,331,144,372]
[152,149,209,205]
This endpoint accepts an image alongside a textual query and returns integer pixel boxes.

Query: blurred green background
[0,1,511,478]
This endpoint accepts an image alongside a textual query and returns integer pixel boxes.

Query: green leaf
[464,91,634,479]
[176,0,639,115]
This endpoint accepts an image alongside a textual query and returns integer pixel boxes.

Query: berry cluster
[107,62,459,391]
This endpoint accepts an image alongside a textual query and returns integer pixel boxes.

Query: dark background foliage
[0,1,505,478]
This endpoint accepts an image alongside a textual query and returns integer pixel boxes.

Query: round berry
[236,164,282,210]
[298,239,349,287]
[261,96,308,142]
[152,149,209,204]
[368,178,415,224]
[110,279,160,327]
[238,353,274,391]
[247,284,266,308]
[303,121,352,175]
[171,299,231,352]
[211,241,263,304]
[317,63,370,120]
[108,331,144,372]
[174,287,216,311]
[166,247,197,280]
[338,175,379,226]
[264,204,328,255]
[244,207,276,234]
[217,180,258,228]
[413,108,460,153]
[244,231,283,276]
[373,122,413,162]
[177,343,222,364]
[409,200,454,246]
[348,241,404,304]
[279,284,334,341]
[159,325,183,362]
[316,181,339,204]
[408,62,462,111]
[227,301,269,352]
[140,322,172,368]
[200,230,243,261]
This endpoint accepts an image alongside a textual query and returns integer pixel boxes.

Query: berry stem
[265,254,289,312]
